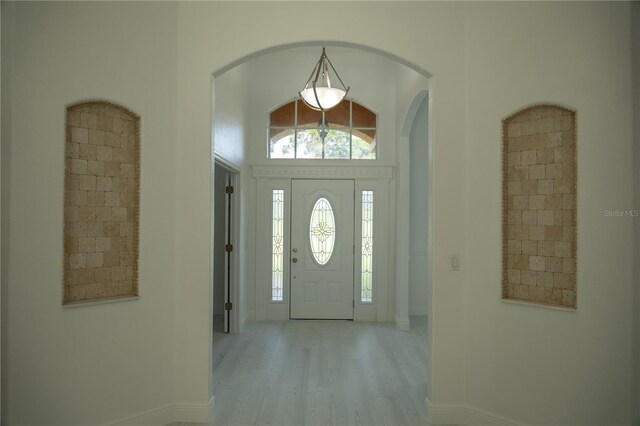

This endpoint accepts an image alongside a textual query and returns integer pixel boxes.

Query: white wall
[462,2,634,424]
[632,2,640,424]
[213,63,250,332]
[214,65,247,167]
[175,0,469,415]
[2,2,179,424]
[393,64,430,329]
[0,1,471,422]
[222,46,409,324]
[1,1,636,424]
[243,46,399,166]
[0,2,13,421]
[212,62,251,336]
[409,97,429,316]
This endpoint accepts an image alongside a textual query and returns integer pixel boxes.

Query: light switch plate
[450,254,460,271]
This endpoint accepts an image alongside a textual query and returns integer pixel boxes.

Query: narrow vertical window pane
[361,191,374,302]
[272,190,284,301]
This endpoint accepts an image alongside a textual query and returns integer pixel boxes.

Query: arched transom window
[268,99,377,159]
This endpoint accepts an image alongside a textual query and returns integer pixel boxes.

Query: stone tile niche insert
[63,101,140,304]
[502,104,577,308]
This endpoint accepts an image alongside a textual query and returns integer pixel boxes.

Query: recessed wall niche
[502,104,577,308]
[63,101,140,304]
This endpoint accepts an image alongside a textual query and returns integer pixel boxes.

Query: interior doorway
[211,42,432,419]
[213,161,238,333]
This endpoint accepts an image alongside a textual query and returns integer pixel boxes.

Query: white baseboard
[409,305,428,316]
[426,397,521,425]
[171,400,212,423]
[110,403,174,426]
[395,315,410,331]
[110,397,213,425]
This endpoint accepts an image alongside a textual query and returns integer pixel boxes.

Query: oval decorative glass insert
[309,197,336,265]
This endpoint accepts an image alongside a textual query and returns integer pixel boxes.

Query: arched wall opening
[210,40,432,412]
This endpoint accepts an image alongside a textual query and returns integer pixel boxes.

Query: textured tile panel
[502,105,576,308]
[63,101,140,304]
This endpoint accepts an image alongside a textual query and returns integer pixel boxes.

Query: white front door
[290,179,354,319]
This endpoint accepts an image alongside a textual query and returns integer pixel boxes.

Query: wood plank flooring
[212,317,428,426]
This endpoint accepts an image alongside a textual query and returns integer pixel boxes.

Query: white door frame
[214,156,241,334]
[253,165,392,323]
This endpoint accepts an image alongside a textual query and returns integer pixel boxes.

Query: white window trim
[268,98,378,160]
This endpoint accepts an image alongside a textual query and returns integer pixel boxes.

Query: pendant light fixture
[299,47,349,111]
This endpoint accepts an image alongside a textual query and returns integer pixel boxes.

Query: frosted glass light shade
[299,47,349,112]
[300,87,347,111]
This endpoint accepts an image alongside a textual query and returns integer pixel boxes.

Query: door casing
[253,165,392,323]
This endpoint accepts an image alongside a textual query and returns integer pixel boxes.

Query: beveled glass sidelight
[271,189,285,301]
[309,197,336,265]
[361,190,374,302]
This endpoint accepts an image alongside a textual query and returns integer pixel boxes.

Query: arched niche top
[501,103,577,309]
[67,99,140,121]
[504,103,575,125]
[63,100,140,305]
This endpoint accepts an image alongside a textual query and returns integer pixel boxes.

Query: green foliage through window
[269,99,377,160]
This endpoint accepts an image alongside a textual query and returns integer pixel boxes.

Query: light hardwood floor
[210,316,428,426]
